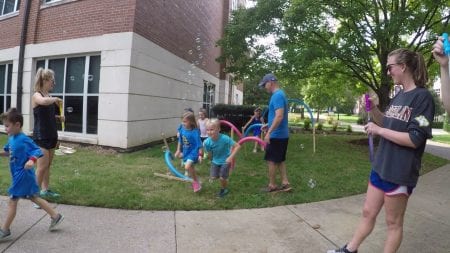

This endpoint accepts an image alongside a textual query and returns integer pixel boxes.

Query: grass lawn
[431,134,450,145]
[0,133,447,211]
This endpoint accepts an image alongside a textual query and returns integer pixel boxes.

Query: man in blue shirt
[258,73,291,192]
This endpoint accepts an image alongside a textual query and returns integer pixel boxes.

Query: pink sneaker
[192,181,201,192]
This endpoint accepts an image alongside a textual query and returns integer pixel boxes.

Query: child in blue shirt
[242,107,265,153]
[0,108,63,241]
[203,119,241,197]
[174,111,203,192]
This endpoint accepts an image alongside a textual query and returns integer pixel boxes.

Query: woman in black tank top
[31,68,64,199]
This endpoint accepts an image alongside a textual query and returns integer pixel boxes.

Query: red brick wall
[0,0,136,50]
[33,0,136,44]
[1,0,229,78]
[134,0,229,78]
[0,14,21,50]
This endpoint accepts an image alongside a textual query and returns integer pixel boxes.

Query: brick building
[0,0,244,149]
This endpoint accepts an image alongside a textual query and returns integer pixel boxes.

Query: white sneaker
[33,203,41,209]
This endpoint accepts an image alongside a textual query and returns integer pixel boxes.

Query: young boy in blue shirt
[203,119,240,197]
[0,108,63,241]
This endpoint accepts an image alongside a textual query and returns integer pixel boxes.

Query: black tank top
[33,93,58,140]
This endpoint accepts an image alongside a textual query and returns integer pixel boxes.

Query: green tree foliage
[217,0,450,110]
[430,90,445,116]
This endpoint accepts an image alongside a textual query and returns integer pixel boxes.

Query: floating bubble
[196,45,201,51]
[188,70,192,76]
[299,144,304,150]
[194,60,199,65]
[215,72,220,77]
[308,178,316,188]
[195,37,201,43]
[188,50,193,55]
[198,53,203,59]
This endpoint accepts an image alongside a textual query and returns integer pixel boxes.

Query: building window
[43,0,61,3]
[203,81,215,117]
[0,63,12,119]
[1,0,20,16]
[36,55,100,134]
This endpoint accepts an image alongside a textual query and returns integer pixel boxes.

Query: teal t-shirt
[203,134,235,165]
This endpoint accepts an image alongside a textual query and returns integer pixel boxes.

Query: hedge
[212,104,267,131]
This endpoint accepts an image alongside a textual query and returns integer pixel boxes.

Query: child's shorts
[210,163,230,179]
[369,170,415,197]
[34,138,58,150]
[10,193,39,200]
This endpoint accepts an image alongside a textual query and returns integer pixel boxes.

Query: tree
[217,0,450,110]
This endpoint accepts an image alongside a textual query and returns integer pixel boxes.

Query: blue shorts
[10,193,39,200]
[210,163,230,179]
[369,170,414,196]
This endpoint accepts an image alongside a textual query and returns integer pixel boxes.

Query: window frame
[0,0,20,17]
[0,62,12,121]
[36,54,100,135]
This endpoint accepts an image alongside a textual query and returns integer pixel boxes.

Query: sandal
[278,184,292,192]
[261,185,279,193]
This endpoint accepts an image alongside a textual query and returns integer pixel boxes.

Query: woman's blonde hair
[34,68,55,92]
[182,111,198,129]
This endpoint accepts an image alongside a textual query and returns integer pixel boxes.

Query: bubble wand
[443,33,450,56]
[59,102,65,131]
[365,93,374,162]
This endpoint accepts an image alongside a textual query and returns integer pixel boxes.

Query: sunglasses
[386,63,402,72]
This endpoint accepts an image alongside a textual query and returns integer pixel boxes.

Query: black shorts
[34,138,58,150]
[264,138,288,163]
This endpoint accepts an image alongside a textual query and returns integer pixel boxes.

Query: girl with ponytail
[329,48,435,253]
[31,68,64,201]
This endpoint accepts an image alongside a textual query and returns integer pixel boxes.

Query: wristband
[29,157,37,163]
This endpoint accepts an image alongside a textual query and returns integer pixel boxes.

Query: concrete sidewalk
[0,143,448,252]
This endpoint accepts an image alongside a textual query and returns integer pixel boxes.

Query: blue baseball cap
[258,73,277,88]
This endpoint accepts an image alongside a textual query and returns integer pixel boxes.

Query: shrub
[332,121,339,131]
[303,117,311,130]
[317,122,323,131]
[212,104,266,129]
[444,113,450,132]
[356,117,364,125]
[326,116,334,125]
[432,121,443,129]
[346,125,353,133]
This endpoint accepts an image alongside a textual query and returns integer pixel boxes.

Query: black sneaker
[327,244,357,253]
[219,188,229,198]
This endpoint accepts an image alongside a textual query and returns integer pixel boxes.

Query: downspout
[17,0,32,113]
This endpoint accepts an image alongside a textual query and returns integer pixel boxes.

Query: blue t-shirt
[268,89,289,138]
[178,126,202,163]
[4,133,43,197]
[203,134,235,165]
